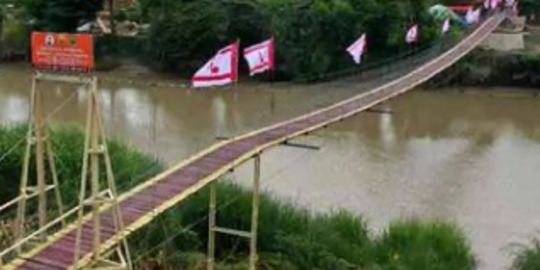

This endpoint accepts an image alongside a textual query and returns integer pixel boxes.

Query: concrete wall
[480,16,527,51]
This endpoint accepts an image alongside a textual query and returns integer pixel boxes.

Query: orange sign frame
[31,32,94,72]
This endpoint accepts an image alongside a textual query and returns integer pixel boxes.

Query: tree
[147,0,266,73]
[21,0,103,32]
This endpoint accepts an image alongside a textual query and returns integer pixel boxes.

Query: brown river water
[1,64,540,269]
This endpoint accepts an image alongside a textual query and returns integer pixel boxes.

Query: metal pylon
[13,74,66,250]
[73,77,132,269]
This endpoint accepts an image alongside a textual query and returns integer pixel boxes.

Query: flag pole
[236,39,240,85]
[234,39,240,102]
[270,35,275,85]
[270,35,276,117]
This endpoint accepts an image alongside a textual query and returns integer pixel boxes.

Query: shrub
[0,124,163,207]
[370,220,476,270]
[0,124,477,270]
[143,0,442,80]
[146,0,266,74]
[19,0,103,32]
[511,238,540,270]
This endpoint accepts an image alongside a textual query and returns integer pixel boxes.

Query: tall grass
[0,124,163,208]
[129,182,477,270]
[370,220,476,270]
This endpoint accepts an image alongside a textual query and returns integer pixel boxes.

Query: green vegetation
[2,0,537,81]
[520,0,540,23]
[19,0,103,32]
[133,183,477,270]
[512,238,540,270]
[0,124,163,207]
[0,0,468,80]
[428,50,540,88]
[371,221,476,270]
[141,0,443,80]
[0,124,477,269]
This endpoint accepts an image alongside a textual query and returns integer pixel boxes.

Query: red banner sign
[31,32,94,71]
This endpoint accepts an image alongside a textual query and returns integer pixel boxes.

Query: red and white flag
[406,25,419,44]
[192,41,239,88]
[442,18,451,34]
[346,33,367,64]
[244,38,275,76]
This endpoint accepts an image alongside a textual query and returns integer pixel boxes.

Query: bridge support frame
[207,154,261,270]
[67,76,132,270]
[7,74,67,254]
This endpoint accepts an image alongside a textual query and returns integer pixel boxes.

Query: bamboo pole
[249,155,261,270]
[73,78,95,267]
[14,78,35,250]
[34,79,48,233]
[207,182,217,270]
[90,90,102,260]
[12,74,66,255]
[73,77,132,269]
[46,140,65,227]
[94,77,133,269]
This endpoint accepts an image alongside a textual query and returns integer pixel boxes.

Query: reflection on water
[1,65,540,269]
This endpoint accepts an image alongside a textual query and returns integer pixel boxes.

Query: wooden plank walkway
[6,13,506,270]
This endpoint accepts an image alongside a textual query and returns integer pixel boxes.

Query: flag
[466,7,474,23]
[474,8,482,22]
[192,41,239,88]
[484,0,490,9]
[442,18,451,34]
[406,25,419,44]
[244,38,275,76]
[346,33,367,64]
[466,8,481,24]
[490,0,499,9]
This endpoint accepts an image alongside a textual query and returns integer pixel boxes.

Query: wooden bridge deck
[6,13,505,270]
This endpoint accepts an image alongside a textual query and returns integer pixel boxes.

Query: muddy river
[1,64,540,269]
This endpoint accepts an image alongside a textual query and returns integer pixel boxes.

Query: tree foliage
[146,0,266,73]
[143,0,447,80]
[8,0,518,80]
[20,0,102,32]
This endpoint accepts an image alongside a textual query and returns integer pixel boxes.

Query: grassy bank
[133,181,477,270]
[512,238,540,270]
[1,124,476,269]
[427,49,540,89]
[0,124,163,207]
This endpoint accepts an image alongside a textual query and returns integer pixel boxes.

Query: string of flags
[192,2,517,88]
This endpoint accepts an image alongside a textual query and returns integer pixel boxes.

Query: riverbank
[427,49,540,89]
[2,64,540,269]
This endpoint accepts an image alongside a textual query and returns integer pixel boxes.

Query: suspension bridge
[0,12,506,270]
